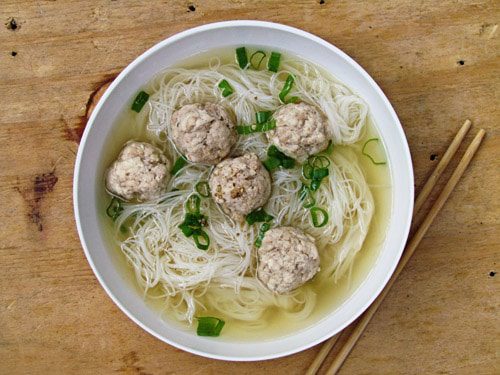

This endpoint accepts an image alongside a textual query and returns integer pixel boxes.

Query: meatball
[209,153,271,221]
[267,102,329,162]
[170,103,237,165]
[105,141,170,201]
[257,226,320,294]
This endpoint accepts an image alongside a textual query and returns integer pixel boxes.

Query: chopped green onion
[106,197,123,220]
[131,91,149,113]
[246,208,274,225]
[279,74,299,103]
[263,156,281,171]
[236,120,276,135]
[362,138,387,165]
[264,145,296,170]
[196,316,225,337]
[255,111,272,124]
[254,222,271,248]
[186,194,201,214]
[250,50,266,69]
[235,47,249,69]
[310,179,321,191]
[302,163,314,179]
[193,229,210,250]
[312,167,329,180]
[171,156,188,175]
[325,140,334,154]
[267,51,281,72]
[299,184,316,208]
[179,212,207,237]
[308,155,331,169]
[311,207,329,227]
[195,181,210,198]
[218,79,234,97]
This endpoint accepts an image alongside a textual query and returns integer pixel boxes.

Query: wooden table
[1,1,498,374]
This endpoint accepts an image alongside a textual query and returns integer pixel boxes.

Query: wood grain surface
[0,1,498,374]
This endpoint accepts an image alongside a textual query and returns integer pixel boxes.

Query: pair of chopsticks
[307,120,485,375]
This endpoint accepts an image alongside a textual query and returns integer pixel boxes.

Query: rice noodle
[112,54,375,327]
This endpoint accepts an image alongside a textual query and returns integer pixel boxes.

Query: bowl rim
[74,20,414,361]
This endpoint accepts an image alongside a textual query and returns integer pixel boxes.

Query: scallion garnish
[195,181,210,198]
[310,207,329,227]
[171,156,188,175]
[278,74,300,104]
[179,212,207,237]
[324,140,334,154]
[299,184,316,208]
[235,47,249,69]
[179,194,209,250]
[218,79,234,97]
[106,197,123,220]
[255,111,272,124]
[263,156,281,171]
[250,50,266,69]
[263,145,295,171]
[131,90,150,113]
[362,138,387,165]
[236,120,276,135]
[192,229,210,251]
[246,208,274,225]
[254,222,271,248]
[267,51,281,72]
[196,317,225,336]
[308,155,331,169]
[186,193,201,214]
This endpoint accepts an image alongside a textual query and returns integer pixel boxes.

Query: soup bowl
[73,20,413,361]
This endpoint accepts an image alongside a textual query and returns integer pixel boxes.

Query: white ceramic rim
[74,20,414,361]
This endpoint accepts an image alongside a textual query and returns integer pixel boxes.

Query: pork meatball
[267,102,329,162]
[170,103,237,165]
[209,153,271,221]
[105,141,170,201]
[257,226,320,294]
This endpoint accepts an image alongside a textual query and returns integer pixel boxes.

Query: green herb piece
[106,197,123,220]
[235,47,249,69]
[186,194,201,214]
[236,120,276,135]
[131,91,149,113]
[311,207,329,227]
[254,222,271,248]
[308,155,331,169]
[178,212,207,237]
[195,181,210,198]
[255,111,272,124]
[324,140,334,154]
[246,208,274,225]
[362,138,387,165]
[279,74,299,103]
[250,50,266,69]
[218,79,234,97]
[171,156,188,175]
[299,184,316,208]
[302,163,314,179]
[263,145,296,171]
[267,51,281,72]
[193,229,210,250]
[312,167,329,181]
[263,156,281,171]
[196,317,225,337]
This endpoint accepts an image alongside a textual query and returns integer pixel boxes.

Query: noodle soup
[99,47,392,340]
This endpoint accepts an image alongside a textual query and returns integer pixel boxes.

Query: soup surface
[98,47,392,341]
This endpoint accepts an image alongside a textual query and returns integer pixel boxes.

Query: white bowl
[74,20,413,361]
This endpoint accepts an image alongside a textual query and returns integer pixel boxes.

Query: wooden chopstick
[306,122,483,375]
[414,119,471,213]
[323,128,485,375]
[306,120,473,375]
